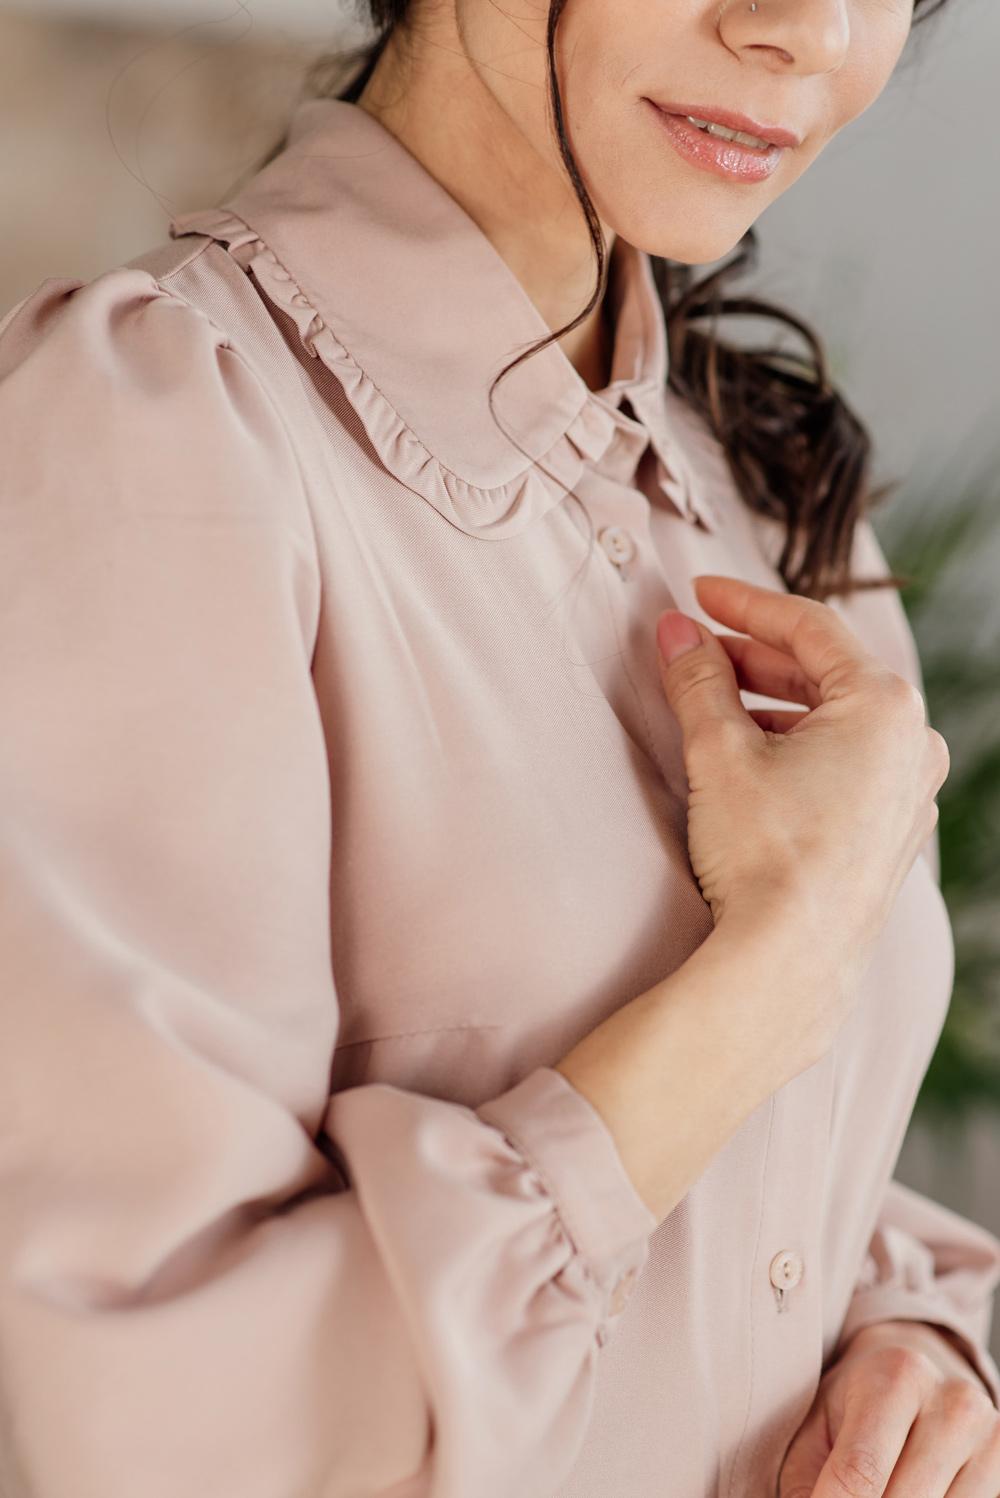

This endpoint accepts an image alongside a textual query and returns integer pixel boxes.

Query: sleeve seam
[151,258,325,652]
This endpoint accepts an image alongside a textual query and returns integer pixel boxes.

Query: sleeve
[0,273,655,1498]
[839,1181,1000,1402]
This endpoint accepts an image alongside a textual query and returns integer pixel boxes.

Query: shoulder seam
[159,235,214,287]
[124,233,214,290]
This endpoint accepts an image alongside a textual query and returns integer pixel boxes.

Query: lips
[644,101,800,184]
[654,104,802,150]
[685,116,771,151]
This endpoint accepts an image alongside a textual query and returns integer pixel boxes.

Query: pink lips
[645,100,801,184]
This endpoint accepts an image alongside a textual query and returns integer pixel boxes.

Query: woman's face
[454,0,915,264]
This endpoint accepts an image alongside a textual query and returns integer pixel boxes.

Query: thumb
[656,610,754,744]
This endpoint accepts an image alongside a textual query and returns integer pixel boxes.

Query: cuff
[478,1068,656,1329]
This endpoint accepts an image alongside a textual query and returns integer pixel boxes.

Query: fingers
[882,1379,993,1498]
[818,1326,1000,1498]
[779,1404,833,1498]
[656,611,758,751]
[693,576,880,699]
[945,1416,1000,1498]
[810,1360,922,1498]
[719,633,823,710]
[749,709,810,735]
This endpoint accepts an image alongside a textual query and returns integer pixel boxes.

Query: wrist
[687,908,857,1078]
[713,885,873,990]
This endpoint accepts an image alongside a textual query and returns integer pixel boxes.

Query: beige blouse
[0,98,997,1498]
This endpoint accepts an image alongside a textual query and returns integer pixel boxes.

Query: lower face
[460,0,915,265]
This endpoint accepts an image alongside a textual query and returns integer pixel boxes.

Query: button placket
[572,468,692,807]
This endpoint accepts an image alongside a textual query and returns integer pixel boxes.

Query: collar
[172,100,716,539]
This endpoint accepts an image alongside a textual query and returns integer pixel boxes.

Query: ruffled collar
[172,100,716,540]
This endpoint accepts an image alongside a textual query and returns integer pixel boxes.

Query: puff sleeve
[0,274,654,1498]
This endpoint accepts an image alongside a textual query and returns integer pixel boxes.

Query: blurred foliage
[876,459,1000,1114]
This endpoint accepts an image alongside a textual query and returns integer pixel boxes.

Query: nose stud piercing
[750,3,757,10]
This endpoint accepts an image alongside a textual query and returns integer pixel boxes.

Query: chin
[593,166,763,267]
[605,203,754,268]
[649,233,750,267]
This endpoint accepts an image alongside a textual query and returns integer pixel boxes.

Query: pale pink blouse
[0,98,997,1498]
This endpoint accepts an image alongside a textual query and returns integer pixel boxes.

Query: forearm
[555,907,849,1222]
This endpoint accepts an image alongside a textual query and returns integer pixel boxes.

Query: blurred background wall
[2,0,1000,1357]
[0,4,324,305]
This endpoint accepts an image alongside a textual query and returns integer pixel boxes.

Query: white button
[608,1269,637,1316]
[599,526,636,567]
[769,1251,804,1292]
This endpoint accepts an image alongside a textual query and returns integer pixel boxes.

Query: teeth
[686,116,770,151]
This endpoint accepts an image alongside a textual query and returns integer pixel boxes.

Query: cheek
[555,3,668,185]
[551,0,912,262]
[824,10,914,136]
[558,59,765,261]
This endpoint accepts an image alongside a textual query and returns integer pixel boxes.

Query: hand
[780,1320,1000,1498]
[557,576,950,1223]
[656,576,949,1081]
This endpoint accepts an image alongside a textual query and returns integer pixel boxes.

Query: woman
[0,0,998,1493]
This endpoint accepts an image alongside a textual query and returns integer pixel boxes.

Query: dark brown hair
[317,0,948,598]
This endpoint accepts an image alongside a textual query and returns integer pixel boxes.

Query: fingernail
[657,611,702,665]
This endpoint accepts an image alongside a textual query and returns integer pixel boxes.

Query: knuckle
[883,675,926,725]
[794,600,829,642]
[828,1446,885,1498]
[877,1344,930,1390]
[685,720,750,778]
[667,654,726,705]
[798,595,838,627]
[926,729,951,783]
[940,1378,989,1429]
[708,716,752,759]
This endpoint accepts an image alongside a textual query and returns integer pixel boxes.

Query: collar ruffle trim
[173,208,629,543]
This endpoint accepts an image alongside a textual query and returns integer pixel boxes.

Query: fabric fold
[841,1181,1000,1403]
[0,270,658,1498]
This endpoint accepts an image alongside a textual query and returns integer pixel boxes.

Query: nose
[720,0,851,75]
